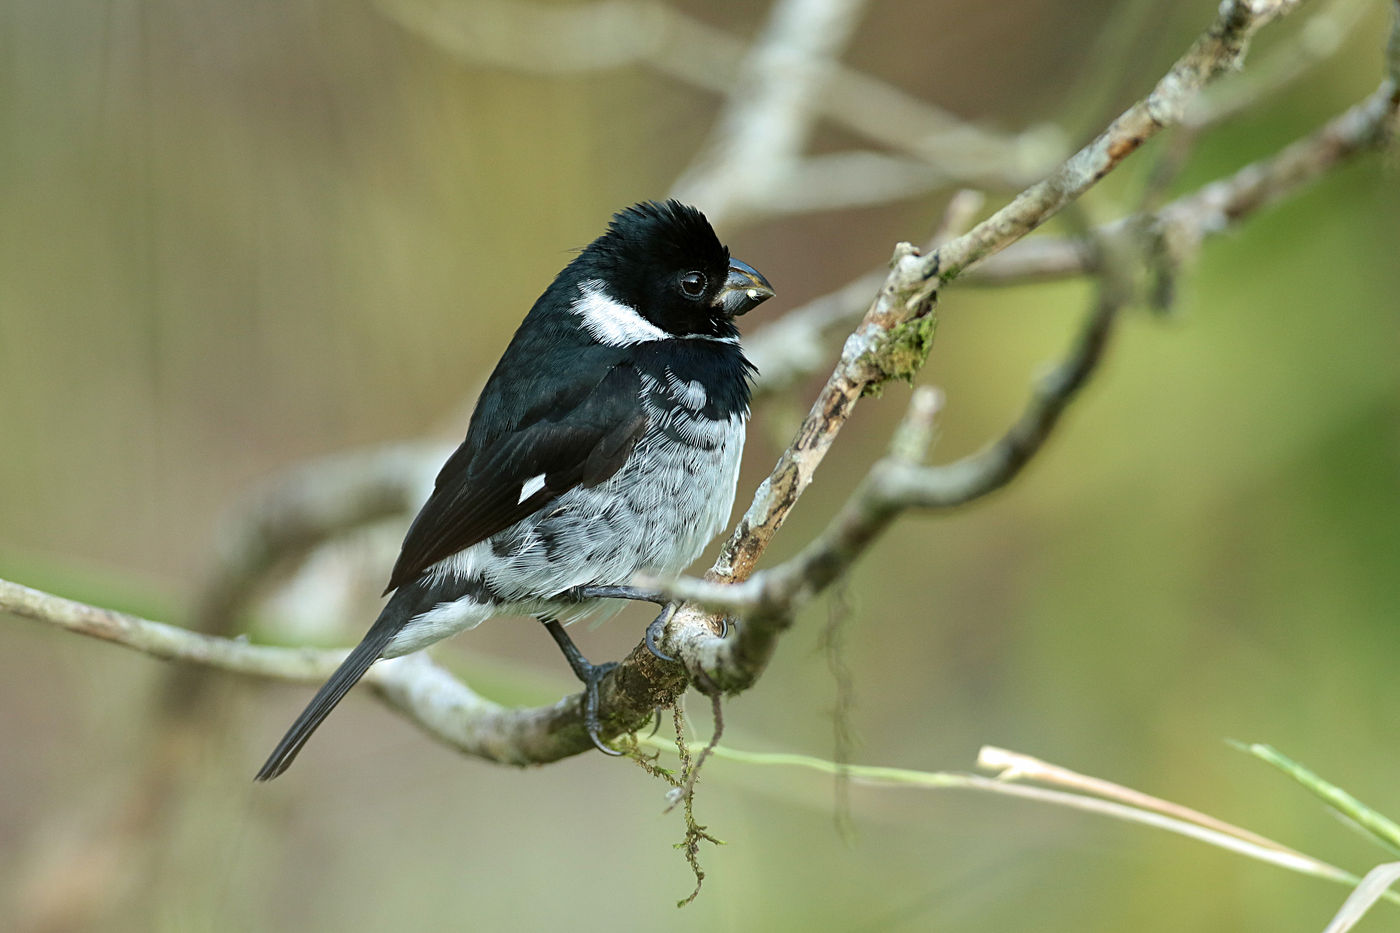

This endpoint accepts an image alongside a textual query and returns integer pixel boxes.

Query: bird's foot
[578,660,621,756]
[541,618,623,756]
[643,607,730,663]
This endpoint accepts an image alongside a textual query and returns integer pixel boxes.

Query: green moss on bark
[859,307,938,397]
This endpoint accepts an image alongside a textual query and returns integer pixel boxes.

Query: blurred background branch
[375,0,1060,211]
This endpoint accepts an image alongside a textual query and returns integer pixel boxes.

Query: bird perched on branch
[256,200,773,779]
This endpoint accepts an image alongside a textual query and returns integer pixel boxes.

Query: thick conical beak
[712,258,774,317]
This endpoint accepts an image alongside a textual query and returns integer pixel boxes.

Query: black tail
[254,620,399,782]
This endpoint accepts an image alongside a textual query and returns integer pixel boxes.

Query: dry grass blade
[979,746,1304,856]
[1321,862,1400,933]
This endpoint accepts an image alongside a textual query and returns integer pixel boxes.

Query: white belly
[479,410,745,601]
[386,409,746,656]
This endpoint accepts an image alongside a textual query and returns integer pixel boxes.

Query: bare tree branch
[0,576,647,764]
[1,578,344,682]
[1186,0,1373,131]
[970,75,1400,285]
[213,3,1398,638]
[748,64,1398,380]
[9,0,1395,768]
[933,0,1306,283]
[650,0,1319,693]
[661,231,1129,624]
[741,0,1400,384]
[745,189,985,396]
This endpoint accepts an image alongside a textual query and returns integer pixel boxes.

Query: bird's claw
[644,609,731,663]
[645,610,675,662]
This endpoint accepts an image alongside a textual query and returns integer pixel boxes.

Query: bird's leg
[540,617,622,756]
[565,584,681,663]
[565,584,669,606]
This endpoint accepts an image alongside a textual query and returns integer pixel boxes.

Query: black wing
[383,361,647,594]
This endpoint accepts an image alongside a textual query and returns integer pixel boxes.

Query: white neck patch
[572,279,671,346]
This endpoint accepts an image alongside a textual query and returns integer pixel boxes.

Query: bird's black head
[570,200,774,343]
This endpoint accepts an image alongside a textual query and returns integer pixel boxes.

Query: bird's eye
[679,271,707,299]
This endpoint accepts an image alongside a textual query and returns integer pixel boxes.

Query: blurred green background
[3,1,1399,930]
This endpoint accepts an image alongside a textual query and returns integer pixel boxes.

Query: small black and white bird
[255,200,772,780]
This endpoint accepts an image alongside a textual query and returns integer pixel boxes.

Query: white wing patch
[518,472,547,503]
[572,280,671,346]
